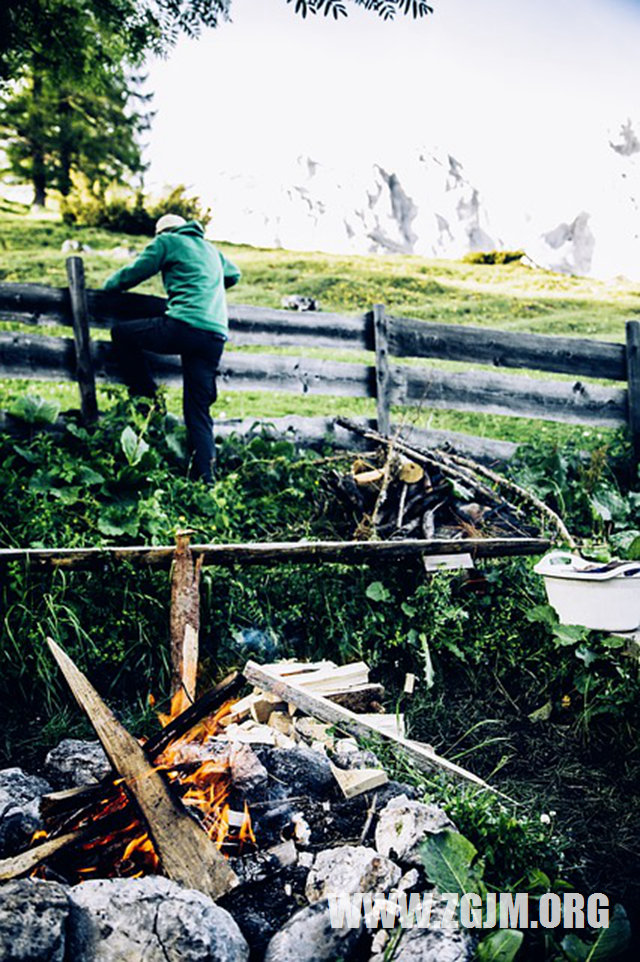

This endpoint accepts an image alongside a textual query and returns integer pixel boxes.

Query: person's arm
[219,252,241,289]
[103,237,166,291]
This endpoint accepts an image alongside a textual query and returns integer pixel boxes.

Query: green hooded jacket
[103,221,240,338]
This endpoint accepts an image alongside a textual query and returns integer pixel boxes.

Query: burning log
[0,830,86,880]
[46,638,239,900]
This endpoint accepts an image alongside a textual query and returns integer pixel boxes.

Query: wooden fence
[1,255,639,459]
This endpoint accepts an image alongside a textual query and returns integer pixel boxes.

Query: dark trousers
[111,315,225,483]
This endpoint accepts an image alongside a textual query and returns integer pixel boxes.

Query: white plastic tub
[533,551,640,632]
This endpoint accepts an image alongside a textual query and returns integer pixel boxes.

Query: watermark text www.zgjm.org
[327,891,610,930]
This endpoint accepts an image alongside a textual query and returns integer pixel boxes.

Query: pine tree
[0,61,151,206]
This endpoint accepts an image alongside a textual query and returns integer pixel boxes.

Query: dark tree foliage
[0,0,231,81]
[287,0,433,19]
[0,0,431,81]
[0,64,151,205]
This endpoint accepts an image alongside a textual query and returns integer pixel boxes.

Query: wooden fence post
[66,256,98,424]
[373,303,391,436]
[169,529,202,714]
[626,320,640,466]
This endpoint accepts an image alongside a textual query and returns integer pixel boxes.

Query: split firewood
[47,638,239,900]
[327,685,385,712]
[0,829,88,881]
[330,763,389,799]
[357,713,405,739]
[170,530,203,713]
[245,660,496,793]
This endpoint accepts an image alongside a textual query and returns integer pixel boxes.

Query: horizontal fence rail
[0,261,638,459]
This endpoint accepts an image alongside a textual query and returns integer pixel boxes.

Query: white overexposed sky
[145,0,640,252]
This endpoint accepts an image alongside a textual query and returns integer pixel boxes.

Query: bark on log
[46,638,238,899]
[0,536,551,571]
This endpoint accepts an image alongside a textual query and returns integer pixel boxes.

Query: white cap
[155,213,187,235]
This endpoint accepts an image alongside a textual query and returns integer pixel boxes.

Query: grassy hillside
[2,199,640,447]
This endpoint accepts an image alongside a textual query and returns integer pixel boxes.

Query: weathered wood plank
[66,257,98,424]
[228,303,373,351]
[213,415,518,463]
[388,313,626,381]
[373,304,391,434]
[169,531,202,712]
[46,638,238,899]
[244,660,494,791]
[0,283,70,325]
[626,320,640,463]
[395,363,628,426]
[0,332,375,396]
[0,536,551,571]
[0,283,372,350]
[0,331,77,378]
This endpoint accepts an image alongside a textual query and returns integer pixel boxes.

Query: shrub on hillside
[462,249,525,265]
[61,178,211,235]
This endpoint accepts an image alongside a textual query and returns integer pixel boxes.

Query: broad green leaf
[401,602,416,617]
[77,466,105,485]
[421,830,478,896]
[585,904,631,961]
[366,581,390,603]
[525,604,558,628]
[575,644,598,667]
[12,444,38,463]
[10,394,60,425]
[477,929,523,962]
[625,535,640,560]
[528,700,552,723]
[559,933,589,962]
[120,426,149,466]
[552,623,590,646]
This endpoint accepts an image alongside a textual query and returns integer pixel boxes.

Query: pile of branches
[332,420,573,546]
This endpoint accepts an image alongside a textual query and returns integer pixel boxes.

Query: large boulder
[375,795,456,866]
[306,844,401,903]
[264,901,364,962]
[68,875,249,962]
[0,879,70,961]
[0,768,51,856]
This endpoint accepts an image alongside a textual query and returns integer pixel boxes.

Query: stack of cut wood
[332,420,551,546]
[217,660,394,800]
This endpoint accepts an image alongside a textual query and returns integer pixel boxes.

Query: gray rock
[281,295,320,311]
[257,744,335,797]
[229,743,269,798]
[264,901,363,962]
[331,739,380,770]
[45,739,111,788]
[386,917,474,962]
[0,879,70,961]
[0,768,51,856]
[375,795,456,866]
[68,876,249,962]
[306,844,401,903]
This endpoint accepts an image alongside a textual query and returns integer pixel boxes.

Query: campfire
[0,643,489,959]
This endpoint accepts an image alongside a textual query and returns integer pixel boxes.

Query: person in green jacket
[104,214,241,483]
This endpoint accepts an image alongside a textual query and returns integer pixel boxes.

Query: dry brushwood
[333,419,547,545]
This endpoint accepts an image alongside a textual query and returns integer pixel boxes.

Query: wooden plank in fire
[47,638,238,900]
[244,660,497,794]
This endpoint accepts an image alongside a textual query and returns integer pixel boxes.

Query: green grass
[2,203,640,448]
